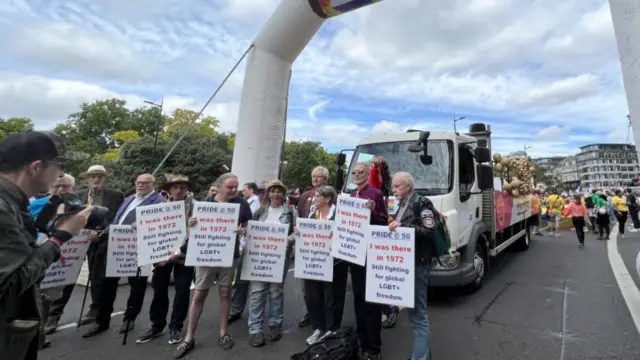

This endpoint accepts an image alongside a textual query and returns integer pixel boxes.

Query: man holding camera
[0,132,92,360]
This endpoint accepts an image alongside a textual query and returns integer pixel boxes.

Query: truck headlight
[431,251,460,270]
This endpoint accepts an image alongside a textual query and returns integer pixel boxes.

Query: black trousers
[572,217,585,244]
[96,275,148,327]
[149,263,194,331]
[596,213,610,239]
[616,211,628,235]
[630,207,640,229]
[87,243,107,312]
[304,261,348,332]
[49,283,76,317]
[334,261,381,354]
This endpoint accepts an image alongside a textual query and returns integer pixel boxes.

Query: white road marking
[608,226,640,334]
[56,311,125,331]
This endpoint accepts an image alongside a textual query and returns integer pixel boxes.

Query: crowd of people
[0,131,443,360]
[537,187,640,246]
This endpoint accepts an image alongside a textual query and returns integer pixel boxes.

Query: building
[557,156,579,189]
[532,156,566,186]
[576,143,640,189]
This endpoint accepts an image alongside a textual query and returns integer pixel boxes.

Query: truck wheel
[465,239,486,293]
[513,225,531,251]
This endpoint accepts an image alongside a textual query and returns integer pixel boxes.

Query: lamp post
[524,144,532,157]
[453,115,466,134]
[144,97,164,165]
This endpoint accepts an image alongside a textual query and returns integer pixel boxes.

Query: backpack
[414,196,451,259]
[290,327,359,360]
[585,196,594,209]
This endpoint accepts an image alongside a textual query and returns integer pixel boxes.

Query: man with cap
[136,174,196,345]
[0,131,92,359]
[75,165,125,326]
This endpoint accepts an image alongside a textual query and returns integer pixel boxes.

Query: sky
[0,0,633,158]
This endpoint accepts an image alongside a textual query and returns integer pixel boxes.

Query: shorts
[194,265,235,290]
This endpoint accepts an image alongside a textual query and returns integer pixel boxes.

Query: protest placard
[294,218,334,282]
[136,201,187,266]
[365,225,415,308]
[106,225,152,277]
[41,230,92,289]
[185,201,240,267]
[241,221,288,283]
[331,195,370,266]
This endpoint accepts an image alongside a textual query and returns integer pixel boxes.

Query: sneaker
[168,328,183,344]
[79,309,97,326]
[219,333,235,350]
[136,326,164,344]
[579,243,584,248]
[298,313,310,328]
[45,315,60,335]
[382,307,398,329]
[306,329,324,345]
[269,325,283,342]
[174,340,195,359]
[228,312,242,324]
[249,332,265,347]
[119,320,135,334]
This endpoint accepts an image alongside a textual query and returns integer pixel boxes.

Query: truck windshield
[344,140,453,195]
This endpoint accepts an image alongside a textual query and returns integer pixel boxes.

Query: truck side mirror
[477,164,493,190]
[335,168,345,192]
[474,147,491,163]
[337,153,346,166]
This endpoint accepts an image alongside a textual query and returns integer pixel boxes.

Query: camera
[35,192,111,233]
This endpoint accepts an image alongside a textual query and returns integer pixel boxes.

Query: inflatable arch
[231,0,384,185]
[609,0,640,159]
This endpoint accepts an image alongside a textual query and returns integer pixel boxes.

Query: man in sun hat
[136,174,196,345]
[74,164,125,327]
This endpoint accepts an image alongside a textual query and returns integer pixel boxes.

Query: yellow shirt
[612,196,628,212]
[546,194,564,213]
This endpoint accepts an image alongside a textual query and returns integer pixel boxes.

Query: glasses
[351,170,367,175]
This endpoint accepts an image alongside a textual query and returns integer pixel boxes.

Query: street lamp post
[453,115,466,134]
[144,97,164,165]
[524,144,532,157]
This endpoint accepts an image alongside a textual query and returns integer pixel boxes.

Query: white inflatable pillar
[231,0,385,185]
[609,1,640,156]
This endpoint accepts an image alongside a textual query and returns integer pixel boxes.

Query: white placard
[185,201,240,267]
[294,218,334,282]
[331,195,371,266]
[41,230,92,289]
[136,201,187,266]
[365,225,415,308]
[106,225,152,277]
[240,221,288,283]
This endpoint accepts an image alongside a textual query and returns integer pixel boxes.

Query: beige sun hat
[161,173,194,191]
[87,165,107,176]
[265,179,287,194]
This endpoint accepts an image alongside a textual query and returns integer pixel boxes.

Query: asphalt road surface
[41,230,640,360]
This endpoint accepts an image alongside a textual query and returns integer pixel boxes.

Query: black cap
[0,131,68,167]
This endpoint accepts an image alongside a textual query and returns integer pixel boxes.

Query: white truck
[336,123,538,290]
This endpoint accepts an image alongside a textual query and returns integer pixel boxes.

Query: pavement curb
[608,226,640,335]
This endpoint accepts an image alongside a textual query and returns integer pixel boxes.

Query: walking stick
[122,266,142,346]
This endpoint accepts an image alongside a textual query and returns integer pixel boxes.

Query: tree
[0,117,34,141]
[164,109,219,139]
[282,141,338,191]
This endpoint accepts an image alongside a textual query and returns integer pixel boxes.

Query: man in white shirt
[243,182,261,214]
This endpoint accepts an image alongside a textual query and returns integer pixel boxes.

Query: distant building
[532,156,566,185]
[576,143,639,189]
[557,156,579,189]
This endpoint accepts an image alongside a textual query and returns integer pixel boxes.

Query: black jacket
[0,178,61,358]
[393,192,438,263]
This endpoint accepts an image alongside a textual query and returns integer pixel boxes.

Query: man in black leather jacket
[0,132,91,360]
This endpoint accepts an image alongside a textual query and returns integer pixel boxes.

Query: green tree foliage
[0,117,34,141]
[282,141,338,191]
[164,109,219,138]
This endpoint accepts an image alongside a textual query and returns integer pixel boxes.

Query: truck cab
[339,123,501,290]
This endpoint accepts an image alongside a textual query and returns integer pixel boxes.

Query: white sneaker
[306,329,324,345]
[555,233,560,238]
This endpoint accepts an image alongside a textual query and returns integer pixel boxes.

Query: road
[41,229,640,360]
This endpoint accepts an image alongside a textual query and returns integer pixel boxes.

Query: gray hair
[315,185,337,204]
[61,173,75,187]
[312,166,329,179]
[394,172,414,190]
[214,172,238,186]
[354,162,370,172]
